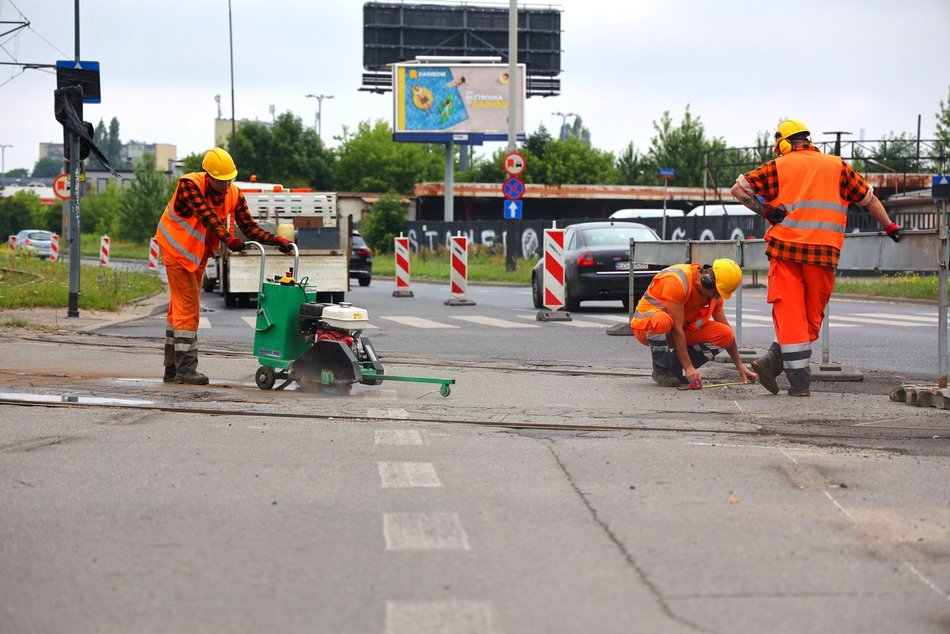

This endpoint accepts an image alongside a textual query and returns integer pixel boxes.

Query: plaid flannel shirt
[741,146,873,268]
[173,178,276,249]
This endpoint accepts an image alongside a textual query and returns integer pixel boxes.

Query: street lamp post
[0,144,11,188]
[551,111,576,140]
[305,94,334,139]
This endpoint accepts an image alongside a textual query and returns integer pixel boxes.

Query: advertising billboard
[393,63,526,144]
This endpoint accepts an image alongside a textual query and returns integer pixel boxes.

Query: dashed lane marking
[379,316,459,329]
[383,512,470,551]
[375,430,424,445]
[385,600,498,634]
[378,462,442,488]
[450,315,540,329]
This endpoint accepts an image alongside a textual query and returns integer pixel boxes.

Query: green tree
[106,117,122,166]
[181,152,204,174]
[645,106,727,187]
[538,137,618,185]
[117,154,173,241]
[934,86,950,172]
[229,112,333,188]
[616,142,648,185]
[359,192,406,252]
[80,181,121,235]
[32,157,62,178]
[0,191,39,236]
[3,167,28,179]
[333,120,442,193]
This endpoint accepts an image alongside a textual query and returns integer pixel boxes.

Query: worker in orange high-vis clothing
[631,258,758,388]
[155,148,293,385]
[731,119,903,397]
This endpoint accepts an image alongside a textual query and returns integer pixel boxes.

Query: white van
[687,204,756,216]
[609,207,685,220]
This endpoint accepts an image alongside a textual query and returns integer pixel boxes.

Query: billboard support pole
[444,140,455,222]
[505,0,518,271]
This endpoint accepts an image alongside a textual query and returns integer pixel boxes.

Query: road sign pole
[505,0,518,272]
[66,134,81,318]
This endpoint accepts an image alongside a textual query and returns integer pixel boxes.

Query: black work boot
[163,326,176,383]
[651,347,684,388]
[751,342,782,395]
[173,332,209,385]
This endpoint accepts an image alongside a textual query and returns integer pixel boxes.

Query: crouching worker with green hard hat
[154,147,294,385]
[630,258,758,389]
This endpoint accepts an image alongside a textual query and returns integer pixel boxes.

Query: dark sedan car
[350,231,373,286]
[531,221,663,311]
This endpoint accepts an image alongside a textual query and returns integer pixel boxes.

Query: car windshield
[352,235,367,247]
[27,231,51,240]
[581,226,657,246]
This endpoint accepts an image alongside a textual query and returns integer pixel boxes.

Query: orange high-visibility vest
[632,263,718,330]
[766,149,849,249]
[155,172,238,271]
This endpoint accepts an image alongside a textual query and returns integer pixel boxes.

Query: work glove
[884,222,903,243]
[225,236,245,252]
[762,204,787,225]
[274,236,294,254]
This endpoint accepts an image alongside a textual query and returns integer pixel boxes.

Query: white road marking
[378,462,442,488]
[368,408,411,420]
[385,600,498,634]
[513,314,606,328]
[380,316,459,329]
[198,317,211,329]
[375,429,424,445]
[828,314,930,327]
[383,513,470,551]
[451,315,540,328]
[241,316,256,328]
[854,312,937,324]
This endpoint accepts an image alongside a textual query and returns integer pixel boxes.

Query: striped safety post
[148,237,160,270]
[50,233,59,262]
[542,227,566,311]
[392,235,413,297]
[99,235,110,266]
[445,234,475,306]
[7,235,15,250]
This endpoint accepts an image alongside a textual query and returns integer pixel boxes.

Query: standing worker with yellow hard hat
[631,258,758,389]
[731,120,903,397]
[154,148,294,385]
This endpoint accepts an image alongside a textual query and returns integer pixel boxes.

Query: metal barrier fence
[630,228,949,382]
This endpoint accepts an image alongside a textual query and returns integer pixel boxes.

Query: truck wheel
[359,277,371,287]
[202,275,216,292]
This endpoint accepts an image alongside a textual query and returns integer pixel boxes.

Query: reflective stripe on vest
[767,150,849,249]
[154,172,236,272]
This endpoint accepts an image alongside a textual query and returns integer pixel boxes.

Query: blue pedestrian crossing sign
[504,199,523,219]
[933,175,950,200]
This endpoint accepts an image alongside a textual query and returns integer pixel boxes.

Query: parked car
[350,231,373,287]
[531,221,663,311]
[14,229,53,259]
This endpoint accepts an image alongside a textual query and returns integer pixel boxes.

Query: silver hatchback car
[15,229,54,258]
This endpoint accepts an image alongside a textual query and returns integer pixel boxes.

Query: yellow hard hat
[774,119,810,156]
[712,258,742,299]
[202,147,238,181]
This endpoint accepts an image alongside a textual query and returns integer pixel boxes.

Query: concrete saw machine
[245,242,454,396]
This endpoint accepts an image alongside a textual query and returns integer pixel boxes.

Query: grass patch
[373,247,534,285]
[835,273,939,301]
[0,253,166,311]
[78,237,150,260]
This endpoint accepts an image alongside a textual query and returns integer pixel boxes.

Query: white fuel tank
[321,303,370,330]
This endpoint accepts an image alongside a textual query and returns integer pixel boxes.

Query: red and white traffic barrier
[50,233,59,262]
[450,234,468,297]
[148,237,159,270]
[99,235,110,266]
[445,234,475,306]
[392,235,413,297]
[8,235,15,249]
[542,227,566,311]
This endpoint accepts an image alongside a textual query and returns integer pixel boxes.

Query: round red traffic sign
[503,151,526,177]
[53,173,70,200]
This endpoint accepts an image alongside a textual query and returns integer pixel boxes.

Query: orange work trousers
[633,312,736,349]
[162,248,207,332]
[767,257,835,346]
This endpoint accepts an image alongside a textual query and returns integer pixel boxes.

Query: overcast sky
[2,0,948,175]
